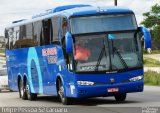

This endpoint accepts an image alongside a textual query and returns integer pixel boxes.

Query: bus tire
[114,93,127,102]
[19,79,27,100]
[58,80,71,105]
[25,80,37,101]
[18,78,21,98]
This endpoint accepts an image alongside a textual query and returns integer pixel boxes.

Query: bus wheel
[19,79,27,100]
[58,80,71,105]
[18,80,21,98]
[114,93,127,102]
[25,80,37,101]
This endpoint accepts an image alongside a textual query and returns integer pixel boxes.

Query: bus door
[42,16,61,95]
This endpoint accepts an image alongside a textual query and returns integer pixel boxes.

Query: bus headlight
[129,75,143,82]
[77,81,95,86]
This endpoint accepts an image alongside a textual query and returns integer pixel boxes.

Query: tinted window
[62,17,68,37]
[19,25,26,40]
[71,14,137,34]
[5,29,9,49]
[8,28,14,49]
[15,23,36,48]
[33,21,43,46]
[42,19,53,45]
[26,24,33,39]
[13,27,20,49]
[51,17,61,43]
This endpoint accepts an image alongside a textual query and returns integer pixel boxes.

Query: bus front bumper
[71,80,144,98]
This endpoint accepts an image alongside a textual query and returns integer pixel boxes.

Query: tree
[141,4,160,43]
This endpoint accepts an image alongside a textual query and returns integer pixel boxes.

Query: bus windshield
[73,32,143,72]
[70,14,137,34]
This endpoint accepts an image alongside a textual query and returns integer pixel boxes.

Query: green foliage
[152,25,160,41]
[144,71,160,85]
[141,4,160,42]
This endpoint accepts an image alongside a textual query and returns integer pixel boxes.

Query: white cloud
[0,0,160,36]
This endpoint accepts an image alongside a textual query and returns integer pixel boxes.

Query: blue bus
[5,5,151,105]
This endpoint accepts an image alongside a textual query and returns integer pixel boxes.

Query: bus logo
[110,78,115,84]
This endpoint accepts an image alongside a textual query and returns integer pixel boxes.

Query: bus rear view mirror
[65,32,73,54]
[139,26,152,49]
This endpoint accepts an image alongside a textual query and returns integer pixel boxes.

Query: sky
[0,0,160,36]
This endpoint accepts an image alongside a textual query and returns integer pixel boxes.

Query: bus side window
[15,24,36,48]
[8,28,14,50]
[5,29,9,50]
[20,25,26,40]
[13,27,20,49]
[42,19,53,45]
[51,17,61,45]
[62,17,68,37]
[33,21,43,46]
[26,24,33,39]
[17,25,26,48]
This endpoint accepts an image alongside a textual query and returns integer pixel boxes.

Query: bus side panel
[39,44,76,96]
[35,45,58,95]
[6,44,74,96]
[6,50,19,91]
[38,44,71,95]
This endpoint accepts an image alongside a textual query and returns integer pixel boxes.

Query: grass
[151,50,160,54]
[143,49,160,54]
[143,57,160,67]
[144,71,160,86]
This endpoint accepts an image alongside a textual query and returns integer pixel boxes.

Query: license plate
[107,88,119,92]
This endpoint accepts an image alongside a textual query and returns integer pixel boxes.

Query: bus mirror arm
[65,32,73,54]
[138,26,152,49]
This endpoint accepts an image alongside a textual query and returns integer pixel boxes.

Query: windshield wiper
[95,38,107,71]
[113,47,128,69]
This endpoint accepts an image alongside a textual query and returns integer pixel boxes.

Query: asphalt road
[0,86,160,113]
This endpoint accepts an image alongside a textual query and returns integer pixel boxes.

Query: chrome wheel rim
[58,83,64,101]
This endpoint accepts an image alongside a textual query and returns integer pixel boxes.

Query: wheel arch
[17,73,22,88]
[56,74,66,96]
[23,74,28,87]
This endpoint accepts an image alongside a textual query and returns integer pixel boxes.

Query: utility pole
[114,0,117,6]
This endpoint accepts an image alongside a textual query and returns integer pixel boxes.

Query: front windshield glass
[74,34,110,72]
[73,32,142,72]
[108,32,143,70]
[71,14,137,34]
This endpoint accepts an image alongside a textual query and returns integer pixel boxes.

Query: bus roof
[64,6,133,17]
[6,5,133,29]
